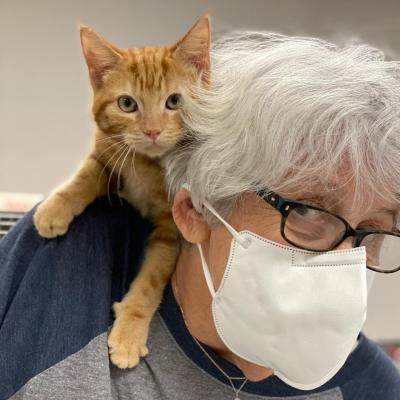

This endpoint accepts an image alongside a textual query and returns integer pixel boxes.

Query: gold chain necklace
[173,279,248,399]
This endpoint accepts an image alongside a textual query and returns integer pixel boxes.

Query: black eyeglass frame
[257,189,400,274]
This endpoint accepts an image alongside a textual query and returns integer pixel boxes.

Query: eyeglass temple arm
[257,190,283,210]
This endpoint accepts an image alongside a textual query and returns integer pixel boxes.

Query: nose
[334,237,354,251]
[144,129,161,140]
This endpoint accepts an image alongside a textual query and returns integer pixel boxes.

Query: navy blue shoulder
[0,196,153,399]
[340,336,400,399]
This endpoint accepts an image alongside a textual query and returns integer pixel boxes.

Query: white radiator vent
[0,211,25,239]
[0,192,43,239]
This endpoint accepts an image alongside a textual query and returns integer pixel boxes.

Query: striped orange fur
[33,14,210,369]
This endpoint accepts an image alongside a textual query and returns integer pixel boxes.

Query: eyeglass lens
[284,206,400,272]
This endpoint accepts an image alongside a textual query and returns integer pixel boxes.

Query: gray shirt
[12,313,344,400]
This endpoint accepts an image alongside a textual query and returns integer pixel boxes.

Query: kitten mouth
[140,141,162,151]
[147,140,165,149]
[125,139,163,151]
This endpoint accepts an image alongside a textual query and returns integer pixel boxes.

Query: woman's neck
[171,244,274,382]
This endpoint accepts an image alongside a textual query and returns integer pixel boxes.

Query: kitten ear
[80,26,123,88]
[175,14,211,76]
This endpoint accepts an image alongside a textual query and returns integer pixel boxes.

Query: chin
[138,143,176,159]
[234,357,274,382]
[243,368,274,382]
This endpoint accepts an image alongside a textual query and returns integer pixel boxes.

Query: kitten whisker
[129,146,137,179]
[97,142,126,204]
[96,141,126,195]
[96,140,124,161]
[117,145,131,204]
[120,140,137,177]
[107,144,130,204]
[95,134,126,143]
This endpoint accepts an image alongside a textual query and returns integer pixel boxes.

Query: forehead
[122,46,189,92]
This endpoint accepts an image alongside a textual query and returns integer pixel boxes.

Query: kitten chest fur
[119,152,168,219]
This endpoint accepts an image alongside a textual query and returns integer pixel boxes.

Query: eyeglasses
[257,189,400,274]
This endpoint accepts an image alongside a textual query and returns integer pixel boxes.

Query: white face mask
[196,195,373,391]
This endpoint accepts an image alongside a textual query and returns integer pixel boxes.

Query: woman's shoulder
[339,333,400,399]
[0,196,153,400]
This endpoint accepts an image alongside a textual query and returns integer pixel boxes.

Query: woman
[1,32,400,399]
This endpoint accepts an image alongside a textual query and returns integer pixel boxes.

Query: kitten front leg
[108,218,178,368]
[34,154,108,238]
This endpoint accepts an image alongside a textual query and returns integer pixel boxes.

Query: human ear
[172,188,210,243]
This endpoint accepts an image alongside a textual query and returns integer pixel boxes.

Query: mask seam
[212,238,239,347]
[216,238,238,296]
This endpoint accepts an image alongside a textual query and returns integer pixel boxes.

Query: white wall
[1,0,399,341]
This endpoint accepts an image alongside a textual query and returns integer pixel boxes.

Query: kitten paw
[33,194,74,238]
[107,304,150,369]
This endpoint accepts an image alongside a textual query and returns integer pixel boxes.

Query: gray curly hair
[164,31,400,224]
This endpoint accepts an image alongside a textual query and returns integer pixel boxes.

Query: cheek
[245,214,284,244]
[206,210,290,299]
[235,195,286,245]
[161,112,182,133]
[96,112,131,134]
[126,114,143,132]
[207,212,286,290]
[95,104,141,134]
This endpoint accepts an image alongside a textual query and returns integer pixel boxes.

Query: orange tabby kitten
[33,15,210,369]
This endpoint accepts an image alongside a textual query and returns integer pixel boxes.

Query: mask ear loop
[197,201,249,298]
[182,184,247,246]
[181,184,250,297]
[203,199,250,249]
[182,183,247,246]
[197,243,217,299]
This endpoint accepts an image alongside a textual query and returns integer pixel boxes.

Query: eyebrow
[296,194,330,208]
[368,208,398,224]
[374,208,398,216]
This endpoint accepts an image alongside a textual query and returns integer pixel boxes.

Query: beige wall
[1,0,399,341]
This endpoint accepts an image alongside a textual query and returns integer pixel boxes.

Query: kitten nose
[144,129,161,140]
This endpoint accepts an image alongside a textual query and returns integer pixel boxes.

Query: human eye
[294,206,328,222]
[289,208,332,237]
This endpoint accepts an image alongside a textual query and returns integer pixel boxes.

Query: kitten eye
[118,96,138,113]
[165,93,183,110]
